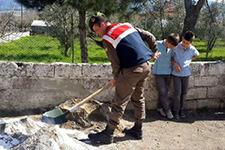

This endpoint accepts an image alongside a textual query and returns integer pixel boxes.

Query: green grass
[0,35,108,63]
[0,35,224,63]
[193,39,225,61]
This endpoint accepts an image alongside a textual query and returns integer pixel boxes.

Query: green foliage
[193,38,225,61]
[41,4,78,57]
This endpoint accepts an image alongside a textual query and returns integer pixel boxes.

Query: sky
[0,0,20,10]
[209,0,224,2]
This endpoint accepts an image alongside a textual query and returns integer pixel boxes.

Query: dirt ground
[81,109,225,150]
[1,99,225,150]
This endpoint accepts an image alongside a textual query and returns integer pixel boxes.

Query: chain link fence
[0,7,90,63]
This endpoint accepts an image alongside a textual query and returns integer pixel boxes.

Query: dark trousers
[172,75,189,113]
[108,62,150,128]
[155,75,171,111]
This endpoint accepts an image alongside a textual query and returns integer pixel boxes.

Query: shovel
[42,83,111,124]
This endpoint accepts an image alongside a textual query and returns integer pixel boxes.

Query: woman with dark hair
[172,31,199,120]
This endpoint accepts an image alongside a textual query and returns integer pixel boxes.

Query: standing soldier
[88,15,160,144]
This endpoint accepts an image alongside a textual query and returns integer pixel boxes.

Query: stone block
[0,77,12,89]
[0,62,225,112]
[12,78,87,96]
[12,78,35,89]
[197,99,221,109]
[0,89,82,111]
[188,76,195,88]
[203,61,225,76]
[190,62,205,76]
[0,62,18,77]
[218,76,225,86]
[194,76,218,87]
[26,63,54,78]
[0,90,10,110]
[54,63,82,78]
[207,86,225,99]
[82,64,112,78]
[14,62,32,77]
[145,76,158,103]
[187,87,207,99]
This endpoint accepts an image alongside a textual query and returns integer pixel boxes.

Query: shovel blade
[42,108,67,124]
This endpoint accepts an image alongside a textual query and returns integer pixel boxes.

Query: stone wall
[0,61,224,114]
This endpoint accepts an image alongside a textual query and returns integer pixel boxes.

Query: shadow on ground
[81,108,225,146]
[143,108,225,123]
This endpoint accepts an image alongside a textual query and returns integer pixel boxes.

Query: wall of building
[0,61,224,115]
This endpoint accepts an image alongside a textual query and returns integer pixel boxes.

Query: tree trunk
[206,34,217,59]
[205,0,218,60]
[159,0,165,39]
[78,10,88,63]
[182,0,205,35]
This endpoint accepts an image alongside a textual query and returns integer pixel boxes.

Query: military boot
[88,125,114,144]
[123,122,142,140]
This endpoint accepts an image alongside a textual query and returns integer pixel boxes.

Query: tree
[0,12,15,38]
[0,11,22,42]
[204,0,218,59]
[182,0,205,35]
[41,4,78,57]
[196,0,225,60]
[16,0,141,63]
[56,0,146,63]
[127,0,185,39]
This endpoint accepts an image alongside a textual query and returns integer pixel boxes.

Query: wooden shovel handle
[68,83,111,112]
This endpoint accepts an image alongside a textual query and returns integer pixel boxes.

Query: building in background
[30,20,50,35]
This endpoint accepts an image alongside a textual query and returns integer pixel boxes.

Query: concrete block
[197,99,221,109]
[145,76,158,103]
[188,76,195,88]
[12,78,87,96]
[14,62,32,77]
[0,89,82,111]
[0,62,225,112]
[82,63,112,78]
[0,77,12,89]
[54,63,82,78]
[218,76,225,86]
[194,76,218,87]
[26,63,54,78]
[0,62,18,77]
[12,78,35,89]
[187,87,207,99]
[78,78,115,103]
[207,86,225,99]
[203,61,225,76]
[190,62,205,76]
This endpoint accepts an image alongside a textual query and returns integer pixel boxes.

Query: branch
[195,0,206,11]
[206,0,215,23]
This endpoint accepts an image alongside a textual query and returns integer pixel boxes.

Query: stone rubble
[0,117,98,150]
